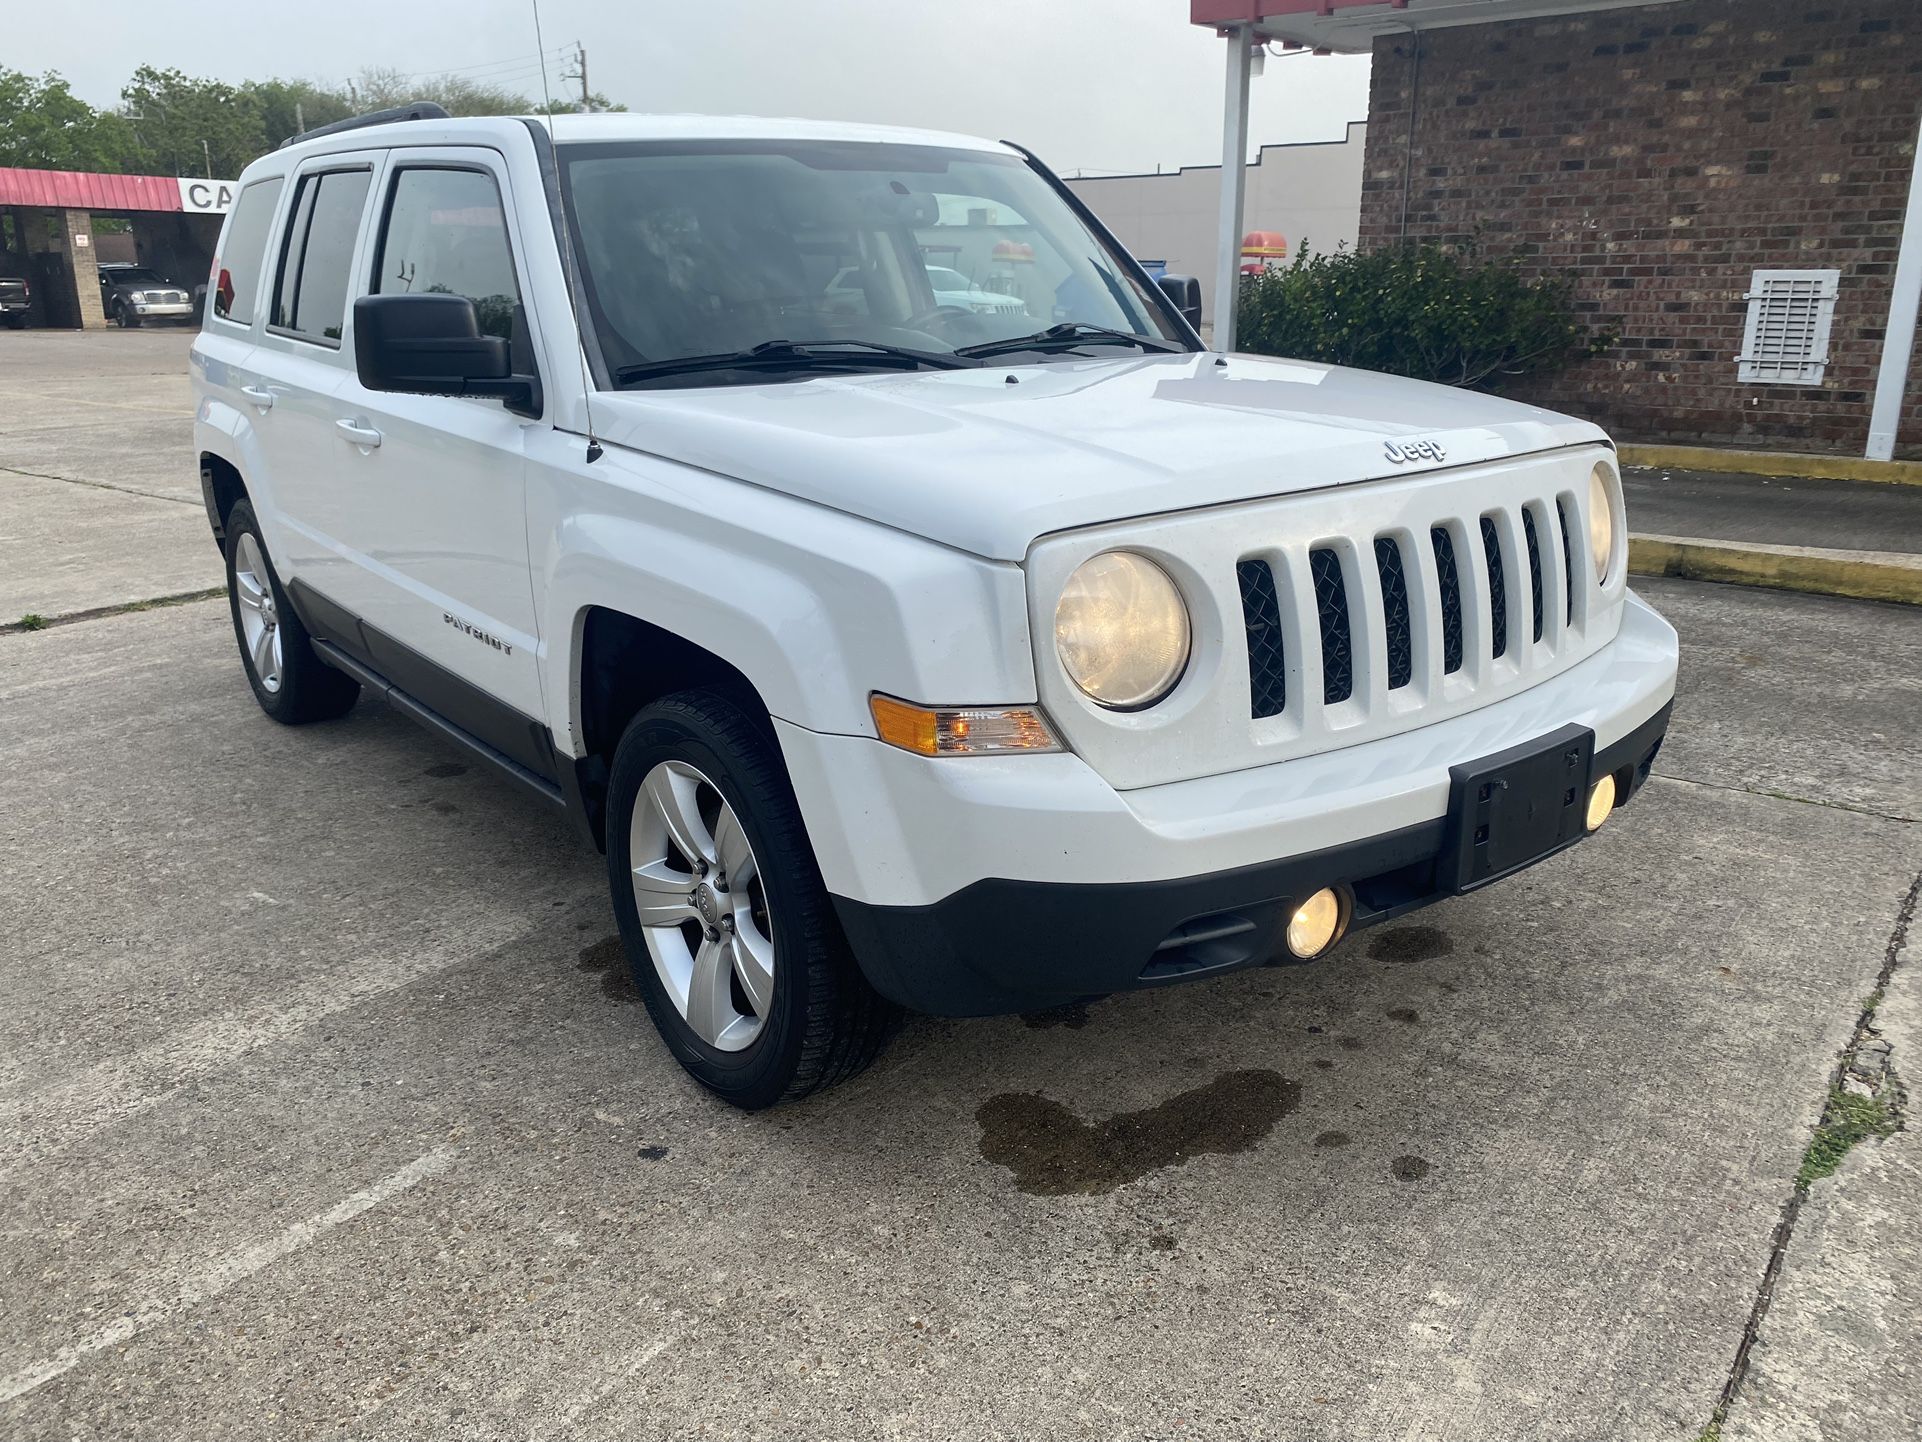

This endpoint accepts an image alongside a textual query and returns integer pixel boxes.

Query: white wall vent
[1737,269,1840,385]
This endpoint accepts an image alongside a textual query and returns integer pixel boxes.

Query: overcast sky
[25,0,1371,176]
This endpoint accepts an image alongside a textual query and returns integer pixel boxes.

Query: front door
[326,147,549,771]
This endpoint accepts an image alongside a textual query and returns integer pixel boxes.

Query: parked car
[98,262,194,326]
[824,263,1026,319]
[924,265,1027,316]
[0,268,28,328]
[192,107,1677,1109]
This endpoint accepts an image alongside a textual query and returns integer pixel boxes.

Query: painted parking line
[0,1145,456,1406]
[0,915,528,1169]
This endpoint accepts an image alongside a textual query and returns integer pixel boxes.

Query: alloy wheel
[232,532,284,693]
[628,759,775,1052]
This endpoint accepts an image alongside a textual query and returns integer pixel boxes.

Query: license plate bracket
[1441,724,1595,893]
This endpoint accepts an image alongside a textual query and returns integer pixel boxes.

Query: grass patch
[1796,1088,1900,1191]
[1,588,225,636]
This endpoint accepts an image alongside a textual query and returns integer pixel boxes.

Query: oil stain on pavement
[1368,925,1455,964]
[576,936,637,1003]
[976,1069,1299,1196]
[1021,1000,1094,1030]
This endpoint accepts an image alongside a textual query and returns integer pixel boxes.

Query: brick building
[1193,0,1922,460]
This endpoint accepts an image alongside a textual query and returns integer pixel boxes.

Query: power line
[377,45,574,82]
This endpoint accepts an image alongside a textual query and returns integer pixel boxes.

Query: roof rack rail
[278,101,452,150]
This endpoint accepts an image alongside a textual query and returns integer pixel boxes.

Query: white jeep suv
[192,106,1677,1108]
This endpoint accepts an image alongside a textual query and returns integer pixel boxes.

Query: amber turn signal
[869,694,1061,757]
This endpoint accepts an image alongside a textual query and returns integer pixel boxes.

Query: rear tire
[605,688,897,1108]
[223,499,359,724]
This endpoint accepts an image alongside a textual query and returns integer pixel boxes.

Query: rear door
[250,153,380,594]
[323,146,548,755]
[193,173,286,527]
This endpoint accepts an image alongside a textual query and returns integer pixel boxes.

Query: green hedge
[1235,243,1613,390]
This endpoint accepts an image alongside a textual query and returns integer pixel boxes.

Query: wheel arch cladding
[569,607,784,849]
[199,452,248,550]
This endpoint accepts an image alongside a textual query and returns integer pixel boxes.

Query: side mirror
[353,293,540,416]
[1156,273,1203,333]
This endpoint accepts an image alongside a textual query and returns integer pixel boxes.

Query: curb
[1620,444,1922,488]
[1629,535,1922,606]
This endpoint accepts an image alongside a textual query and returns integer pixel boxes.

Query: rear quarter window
[211,177,284,326]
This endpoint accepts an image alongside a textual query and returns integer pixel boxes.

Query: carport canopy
[0,167,236,215]
[1189,0,1920,461]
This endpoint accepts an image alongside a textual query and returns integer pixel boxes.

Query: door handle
[335,418,383,449]
[239,384,274,410]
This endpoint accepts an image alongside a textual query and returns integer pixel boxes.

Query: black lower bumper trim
[833,701,1672,1017]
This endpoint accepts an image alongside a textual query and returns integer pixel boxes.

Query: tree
[119,65,265,178]
[0,69,139,171]
[352,66,533,118]
[535,92,627,114]
[245,78,355,151]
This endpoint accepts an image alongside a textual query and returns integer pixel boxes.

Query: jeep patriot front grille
[1029,450,1620,792]
[1235,495,1580,726]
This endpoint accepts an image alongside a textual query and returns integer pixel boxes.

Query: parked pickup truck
[191,105,1678,1108]
[99,262,194,326]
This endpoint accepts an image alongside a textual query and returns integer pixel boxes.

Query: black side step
[313,639,566,810]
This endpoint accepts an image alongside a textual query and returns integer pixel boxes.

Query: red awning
[1190,0,1401,27]
[0,168,185,213]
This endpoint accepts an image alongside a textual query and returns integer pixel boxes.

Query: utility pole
[562,41,591,113]
[295,101,306,135]
[201,137,213,180]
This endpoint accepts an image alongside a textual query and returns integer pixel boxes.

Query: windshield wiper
[614,338,973,385]
[954,323,1186,360]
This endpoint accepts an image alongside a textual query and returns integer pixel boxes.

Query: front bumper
[131,301,193,319]
[834,703,1667,1014]
[776,591,1678,1015]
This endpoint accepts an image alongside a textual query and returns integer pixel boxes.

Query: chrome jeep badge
[1385,439,1446,465]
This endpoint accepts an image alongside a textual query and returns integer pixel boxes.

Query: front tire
[114,304,139,328]
[223,499,359,723]
[606,689,897,1108]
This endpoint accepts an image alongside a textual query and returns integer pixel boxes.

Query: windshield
[557,139,1187,385]
[109,268,165,286]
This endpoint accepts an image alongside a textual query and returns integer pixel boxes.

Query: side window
[211,177,283,325]
[271,167,372,344]
[373,167,521,340]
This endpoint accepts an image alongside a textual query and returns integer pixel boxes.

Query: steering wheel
[899,303,975,337]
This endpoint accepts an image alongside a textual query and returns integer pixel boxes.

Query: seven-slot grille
[1026,449,1622,793]
[1236,497,1585,723]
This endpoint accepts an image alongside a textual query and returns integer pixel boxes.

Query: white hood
[588,353,1608,562]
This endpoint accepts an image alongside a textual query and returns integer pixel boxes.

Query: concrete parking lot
[3,331,1918,1441]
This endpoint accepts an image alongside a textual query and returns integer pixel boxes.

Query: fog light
[1286,888,1344,959]
[1585,774,1618,832]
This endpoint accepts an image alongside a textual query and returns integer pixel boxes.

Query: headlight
[1054,551,1191,709]
[1589,463,1618,581]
